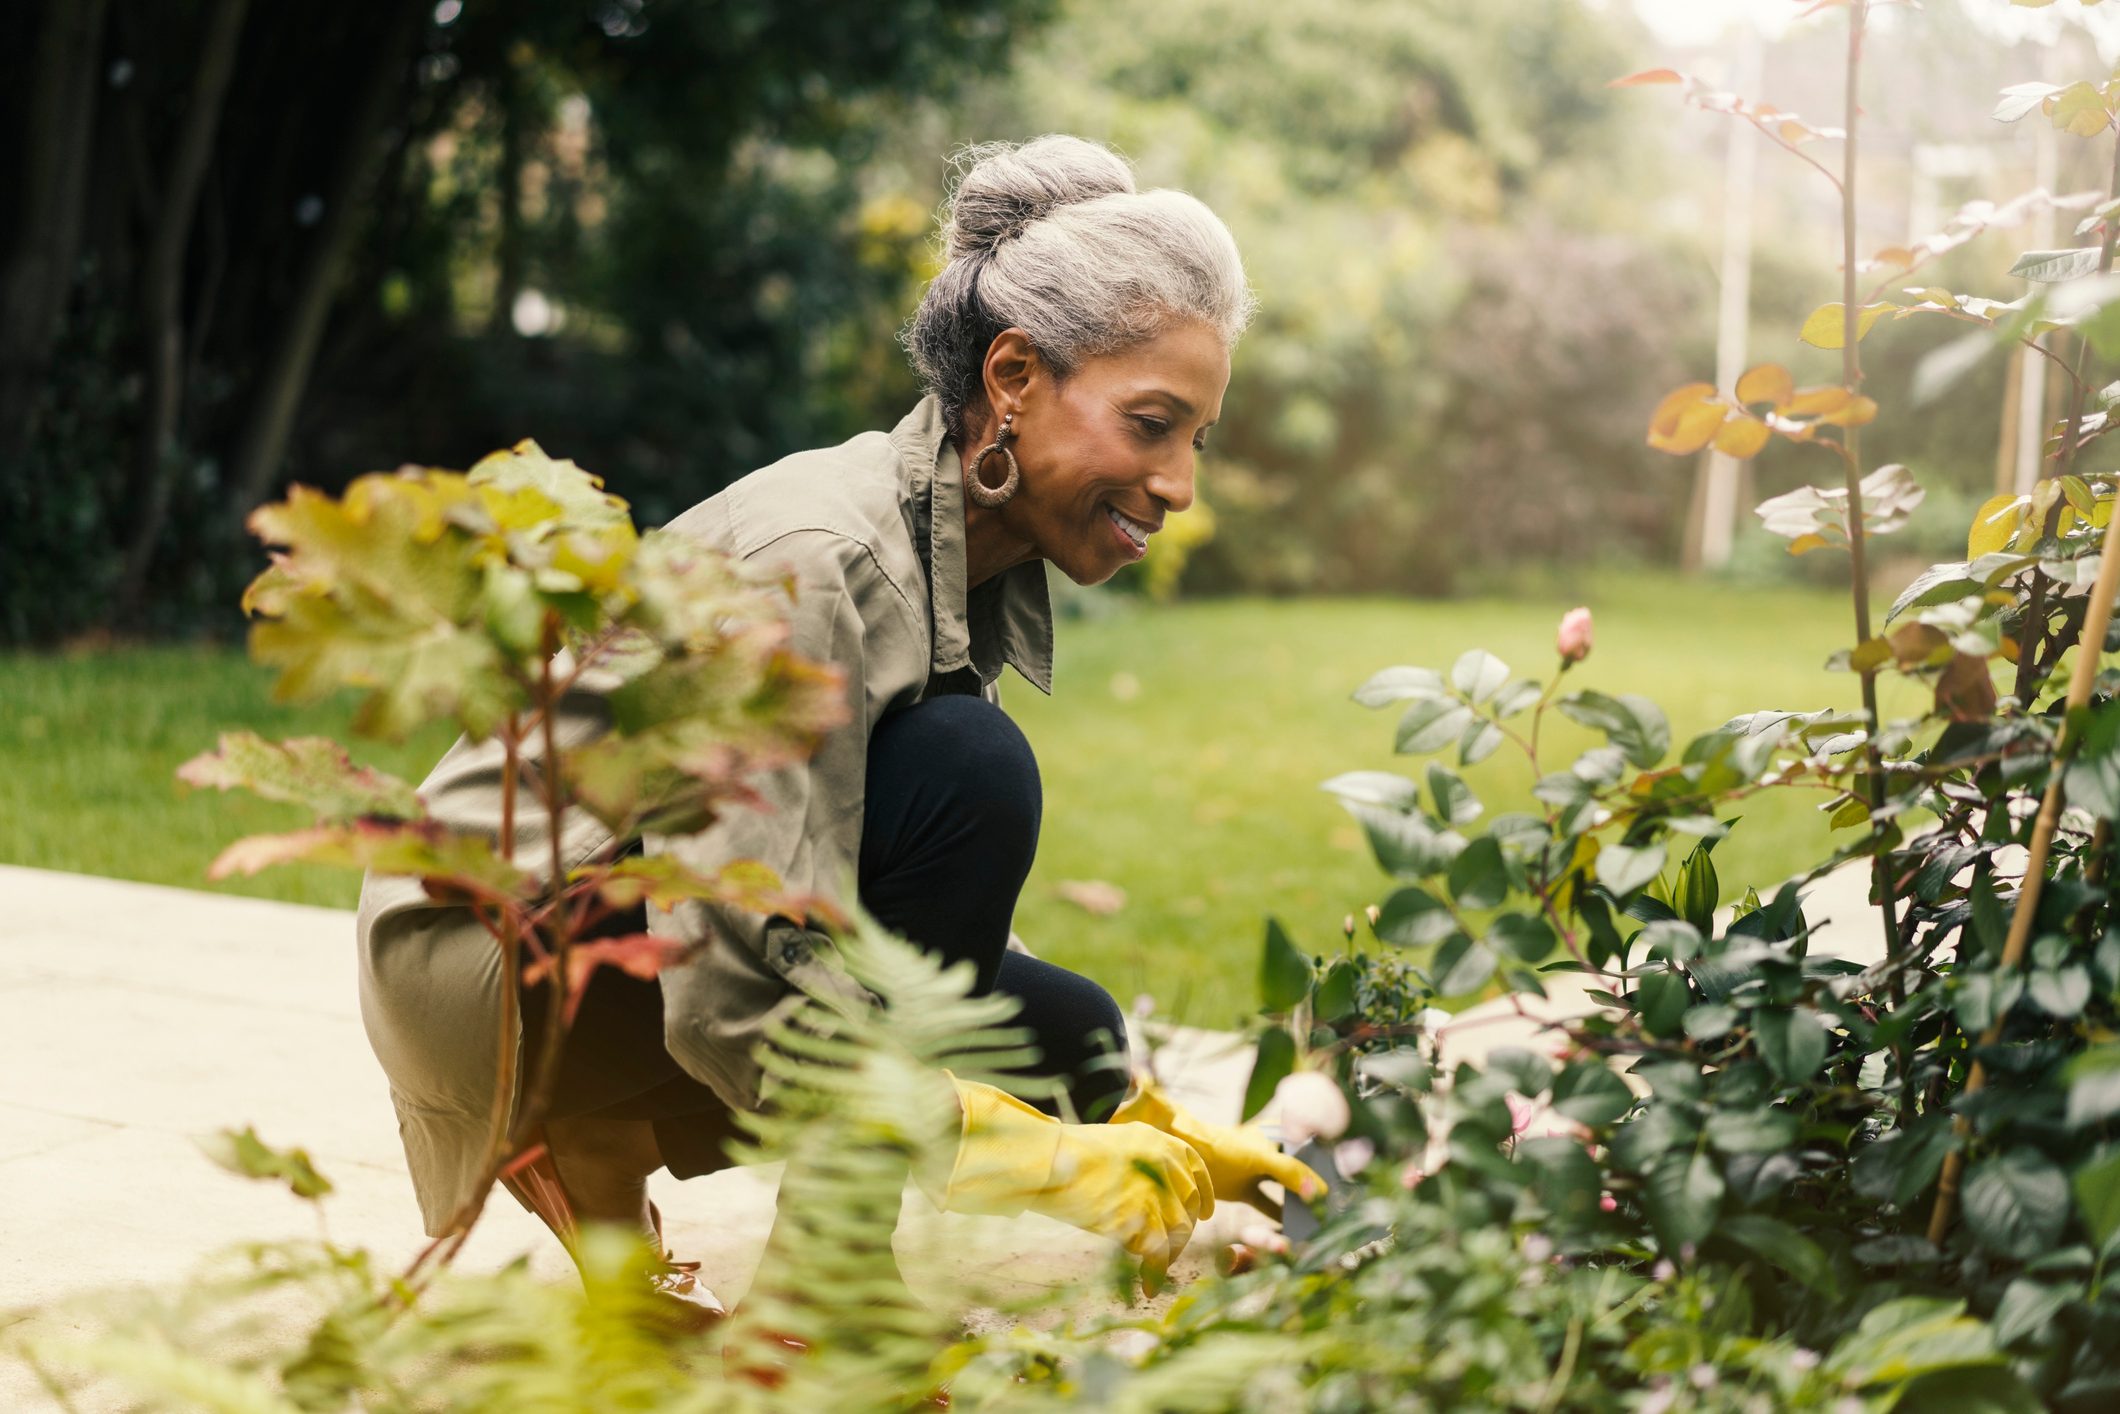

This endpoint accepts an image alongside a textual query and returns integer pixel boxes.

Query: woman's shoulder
[661,425,909,561]
[658,423,927,634]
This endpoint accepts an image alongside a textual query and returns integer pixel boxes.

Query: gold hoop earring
[965,411,1021,508]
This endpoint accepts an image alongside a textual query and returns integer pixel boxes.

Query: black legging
[523,692,1131,1180]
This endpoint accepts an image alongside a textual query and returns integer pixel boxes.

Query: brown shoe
[500,1129,727,1331]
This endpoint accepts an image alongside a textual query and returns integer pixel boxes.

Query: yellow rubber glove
[932,1071,1213,1289]
[1110,1074,1327,1220]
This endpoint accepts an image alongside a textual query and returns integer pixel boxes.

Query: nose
[1147,447,1195,517]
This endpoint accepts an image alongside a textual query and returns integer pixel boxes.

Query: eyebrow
[1145,390,1217,428]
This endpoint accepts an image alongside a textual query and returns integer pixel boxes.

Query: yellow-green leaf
[1646,382,1726,455]
[1800,303,1892,349]
[1969,493,2028,558]
[1714,414,1772,459]
[1815,395,1879,428]
[1736,363,1794,409]
[2050,80,2112,138]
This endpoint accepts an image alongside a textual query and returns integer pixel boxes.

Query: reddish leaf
[1936,653,1999,724]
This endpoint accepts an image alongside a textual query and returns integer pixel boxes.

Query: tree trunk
[113,0,252,627]
[223,0,425,529]
[489,56,526,337]
[0,0,113,456]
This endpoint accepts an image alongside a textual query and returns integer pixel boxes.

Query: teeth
[1107,506,1150,547]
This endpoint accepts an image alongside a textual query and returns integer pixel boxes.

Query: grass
[0,574,1925,1027]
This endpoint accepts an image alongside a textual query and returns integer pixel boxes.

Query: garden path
[0,860,1884,1405]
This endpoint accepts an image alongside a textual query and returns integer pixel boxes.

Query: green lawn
[0,577,1922,1026]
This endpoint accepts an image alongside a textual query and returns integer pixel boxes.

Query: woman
[355,134,1319,1316]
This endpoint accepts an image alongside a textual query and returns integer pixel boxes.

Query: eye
[1131,413,1171,438]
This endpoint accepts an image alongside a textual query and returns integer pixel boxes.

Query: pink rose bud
[1273,1070,1351,1146]
[1557,606,1594,663]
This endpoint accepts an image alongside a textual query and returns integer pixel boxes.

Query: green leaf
[2028,965,2091,1018]
[1644,1150,1724,1254]
[1458,717,1505,767]
[1352,665,1446,707]
[1489,911,1556,963]
[1610,1103,1699,1173]
[2067,1046,2120,1128]
[1396,698,1474,754]
[1319,770,1421,811]
[2009,247,2104,283]
[1357,1048,1430,1094]
[1431,934,1499,996]
[197,1126,335,1201]
[1994,82,2061,124]
[1596,841,1666,897]
[1887,1367,2043,1414]
[1963,1148,2070,1260]
[1705,1106,1800,1154]
[1557,690,1670,768]
[1853,1113,1957,1207]
[1426,764,1483,826]
[1375,885,1459,948]
[1449,649,1511,705]
[1551,1062,1633,1127]
[1242,1026,1295,1122]
[2072,1145,2120,1249]
[1490,678,1543,719]
[1990,1277,2075,1349]
[1518,1135,1604,1229]
[1447,835,1510,910]
[1754,1007,1829,1082]
[175,732,424,822]
[1348,803,1466,878]
[1634,968,1691,1038]
[1315,958,1359,1022]
[1827,1296,2002,1386]
[1673,841,1720,933]
[2063,699,2120,818]
[1718,1214,1836,1294]
[1259,917,1312,1012]
[1683,1003,1738,1041]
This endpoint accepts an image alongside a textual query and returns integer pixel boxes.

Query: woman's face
[980,318,1230,587]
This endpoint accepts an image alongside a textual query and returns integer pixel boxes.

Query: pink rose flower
[1557,606,1594,664]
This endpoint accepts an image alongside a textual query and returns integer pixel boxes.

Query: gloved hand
[1111,1074,1327,1220]
[930,1071,1213,1290]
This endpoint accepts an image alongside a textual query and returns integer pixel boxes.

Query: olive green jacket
[354,395,1055,1235]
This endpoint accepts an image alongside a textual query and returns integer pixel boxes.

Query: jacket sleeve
[649,526,928,1113]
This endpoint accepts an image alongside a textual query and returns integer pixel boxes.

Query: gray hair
[900,134,1255,445]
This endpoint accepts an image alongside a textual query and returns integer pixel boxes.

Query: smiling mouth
[1105,504,1154,554]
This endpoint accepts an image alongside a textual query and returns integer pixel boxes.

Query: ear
[974,328,1043,440]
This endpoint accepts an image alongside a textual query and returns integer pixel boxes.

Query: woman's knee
[871,694,1042,852]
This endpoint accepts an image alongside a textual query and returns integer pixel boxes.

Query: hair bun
[941,134,1137,260]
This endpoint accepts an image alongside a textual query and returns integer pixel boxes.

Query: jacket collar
[891,395,1055,695]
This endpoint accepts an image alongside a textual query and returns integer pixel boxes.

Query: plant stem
[1833,4,1912,1112]
[1927,471,2120,1245]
